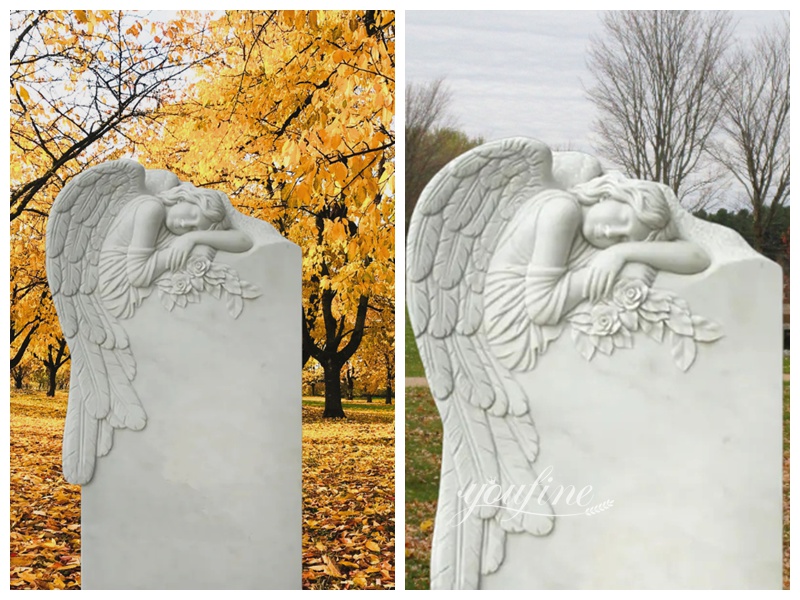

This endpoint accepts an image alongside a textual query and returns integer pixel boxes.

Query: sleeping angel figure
[46,159,261,485]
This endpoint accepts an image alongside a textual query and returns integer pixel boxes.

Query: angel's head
[572,173,678,249]
[157,184,231,235]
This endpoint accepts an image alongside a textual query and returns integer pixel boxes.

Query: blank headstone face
[81,241,301,590]
[407,138,783,590]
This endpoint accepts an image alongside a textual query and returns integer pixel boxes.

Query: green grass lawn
[404,386,440,590]
[783,371,790,589]
[405,308,424,378]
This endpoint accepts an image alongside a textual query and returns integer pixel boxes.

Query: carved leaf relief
[567,280,723,372]
[155,257,262,319]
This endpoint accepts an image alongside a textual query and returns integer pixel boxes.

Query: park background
[9,10,394,590]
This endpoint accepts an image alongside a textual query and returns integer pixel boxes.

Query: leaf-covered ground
[10,390,81,589]
[301,397,395,589]
[10,390,394,590]
[404,334,790,589]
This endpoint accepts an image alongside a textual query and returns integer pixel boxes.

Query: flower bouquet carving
[568,279,723,371]
[156,254,262,318]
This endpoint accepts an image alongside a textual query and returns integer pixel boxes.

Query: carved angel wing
[46,159,151,485]
[407,138,578,589]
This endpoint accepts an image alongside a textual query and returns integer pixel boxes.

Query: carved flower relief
[170,272,193,295]
[587,304,621,336]
[570,302,632,358]
[612,279,648,311]
[156,258,261,318]
[567,278,723,371]
[187,255,211,278]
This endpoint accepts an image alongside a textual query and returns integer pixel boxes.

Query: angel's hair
[157,184,231,231]
[571,172,679,242]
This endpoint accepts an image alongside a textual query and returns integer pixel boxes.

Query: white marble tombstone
[406,138,782,590]
[45,160,301,589]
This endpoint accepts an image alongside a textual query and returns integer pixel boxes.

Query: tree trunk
[385,352,394,404]
[323,360,346,418]
[366,394,373,404]
[345,364,355,401]
[12,370,24,389]
[10,320,38,370]
[46,366,57,397]
[41,337,69,398]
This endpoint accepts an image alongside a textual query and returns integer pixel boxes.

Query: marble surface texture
[406,138,783,590]
[482,258,782,589]
[81,239,301,590]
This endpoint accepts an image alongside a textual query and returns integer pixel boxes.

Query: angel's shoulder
[531,190,581,230]
[131,196,166,220]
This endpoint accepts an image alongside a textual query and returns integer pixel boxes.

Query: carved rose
[170,272,192,295]
[589,304,621,336]
[612,279,649,311]
[187,256,211,278]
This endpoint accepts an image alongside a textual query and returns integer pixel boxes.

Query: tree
[586,11,733,203]
[405,80,483,231]
[711,15,789,252]
[347,294,394,404]
[136,10,395,418]
[10,10,216,376]
[10,10,216,222]
[35,336,70,397]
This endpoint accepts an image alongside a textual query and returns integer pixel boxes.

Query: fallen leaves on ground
[10,390,81,590]
[302,401,395,589]
[10,390,394,590]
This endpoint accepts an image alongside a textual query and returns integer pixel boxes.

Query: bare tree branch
[709,14,789,251]
[586,11,733,205]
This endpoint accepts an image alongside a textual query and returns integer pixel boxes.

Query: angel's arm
[608,240,710,274]
[180,230,253,254]
[581,240,710,302]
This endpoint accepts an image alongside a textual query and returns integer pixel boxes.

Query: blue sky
[406,10,787,155]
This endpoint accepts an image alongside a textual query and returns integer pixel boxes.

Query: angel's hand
[618,262,656,287]
[584,246,626,303]
[167,235,197,271]
[189,244,215,262]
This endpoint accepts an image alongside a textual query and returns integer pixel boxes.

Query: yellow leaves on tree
[10,10,216,382]
[136,10,395,417]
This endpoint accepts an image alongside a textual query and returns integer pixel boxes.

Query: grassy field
[405,308,424,378]
[10,389,395,590]
[783,377,790,589]
[404,321,790,589]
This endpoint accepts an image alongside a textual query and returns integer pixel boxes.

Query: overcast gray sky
[406,10,786,155]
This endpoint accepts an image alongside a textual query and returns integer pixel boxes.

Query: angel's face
[165,202,213,235]
[581,199,652,249]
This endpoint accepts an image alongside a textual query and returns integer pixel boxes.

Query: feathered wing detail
[407,138,564,588]
[46,159,150,485]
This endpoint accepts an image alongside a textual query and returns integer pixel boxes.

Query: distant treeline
[694,204,789,267]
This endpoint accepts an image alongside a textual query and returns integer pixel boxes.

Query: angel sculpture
[46,159,262,485]
[406,138,737,589]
